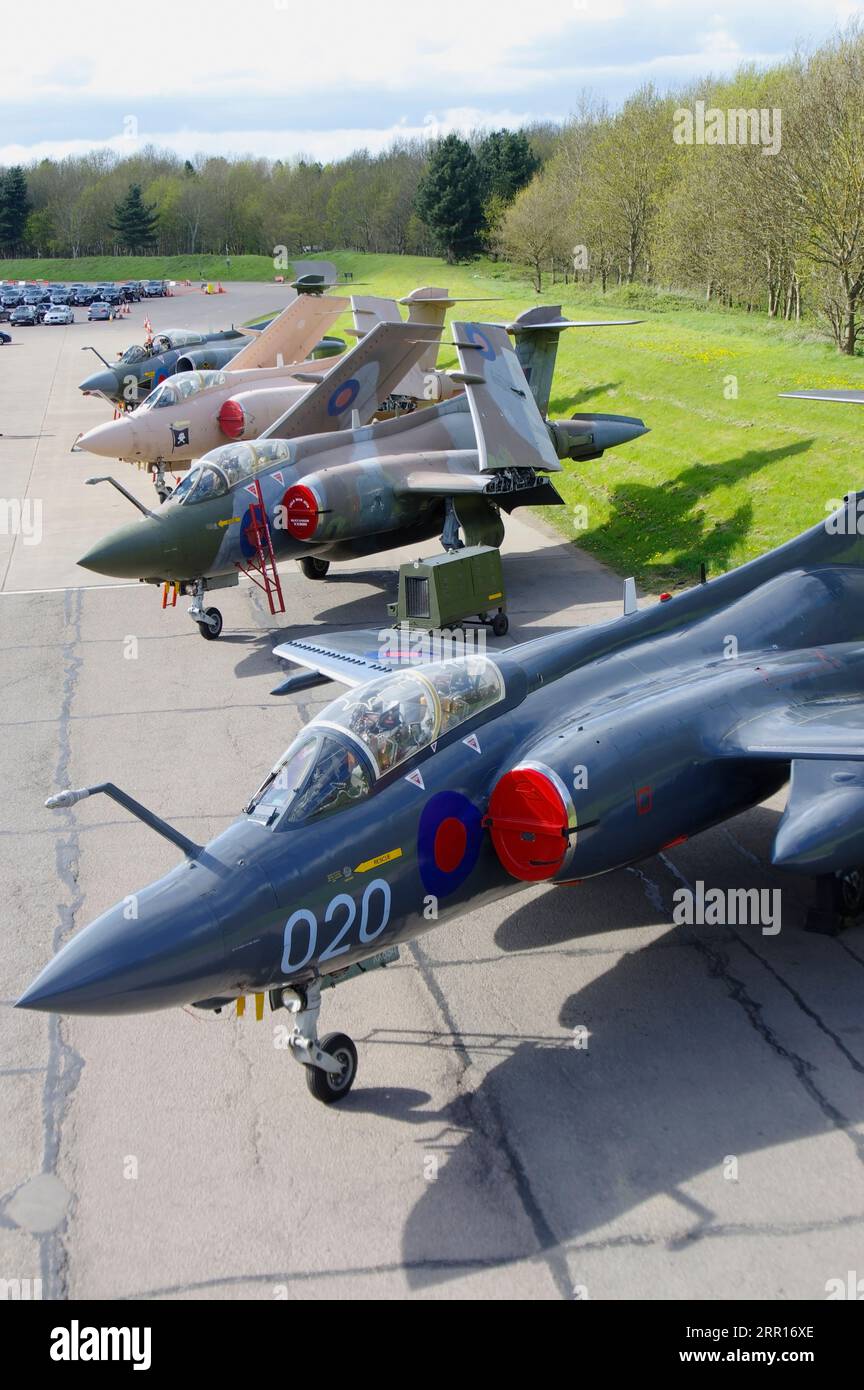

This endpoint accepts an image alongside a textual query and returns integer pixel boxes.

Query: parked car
[143,279,166,297]
[0,329,11,345]
[73,286,96,306]
[44,304,75,325]
[11,304,38,325]
[88,301,119,321]
[101,287,122,305]
[0,305,9,323]
[50,289,71,305]
[1,288,24,309]
[119,282,141,302]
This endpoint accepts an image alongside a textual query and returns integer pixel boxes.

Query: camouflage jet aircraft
[77,315,648,637]
[20,484,864,1101]
[70,287,476,498]
[78,270,345,408]
[73,293,350,499]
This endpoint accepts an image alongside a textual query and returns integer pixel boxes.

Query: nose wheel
[304,1033,358,1103]
[197,607,223,640]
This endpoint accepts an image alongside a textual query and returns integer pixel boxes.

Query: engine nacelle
[217,387,302,440]
[175,343,244,373]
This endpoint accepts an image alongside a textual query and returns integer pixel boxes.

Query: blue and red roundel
[418,791,483,898]
[463,325,496,362]
[327,377,360,417]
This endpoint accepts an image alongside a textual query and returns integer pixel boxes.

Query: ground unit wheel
[491,612,509,637]
[305,1032,358,1104]
[197,607,223,640]
[299,556,330,580]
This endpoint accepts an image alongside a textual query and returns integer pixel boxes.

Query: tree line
[498,23,864,352]
[0,129,548,266]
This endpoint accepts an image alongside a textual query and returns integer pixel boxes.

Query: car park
[44,304,75,325]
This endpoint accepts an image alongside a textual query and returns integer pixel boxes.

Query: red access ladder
[235,477,285,616]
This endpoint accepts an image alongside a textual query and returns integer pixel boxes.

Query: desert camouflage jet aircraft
[20,481,864,1102]
[78,315,648,637]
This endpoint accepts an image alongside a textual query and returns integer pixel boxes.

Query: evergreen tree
[109,183,159,251]
[0,167,31,252]
[414,135,484,262]
[477,130,540,203]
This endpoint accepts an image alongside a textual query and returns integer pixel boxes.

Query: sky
[2,0,862,167]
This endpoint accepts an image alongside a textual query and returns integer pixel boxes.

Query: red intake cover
[218,398,246,439]
[487,766,569,881]
[281,484,319,539]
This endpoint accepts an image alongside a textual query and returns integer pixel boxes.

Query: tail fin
[227,293,348,371]
[350,287,496,394]
[263,320,442,440]
[453,321,562,474]
[507,307,641,416]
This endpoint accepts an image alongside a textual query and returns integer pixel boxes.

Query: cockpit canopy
[151,329,204,352]
[245,657,504,828]
[139,370,227,411]
[171,439,293,504]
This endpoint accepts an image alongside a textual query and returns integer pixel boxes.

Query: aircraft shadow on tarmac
[395,802,864,1290]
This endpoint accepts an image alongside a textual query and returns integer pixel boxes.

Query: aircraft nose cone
[78,518,167,580]
[16,866,226,1015]
[76,418,138,460]
[79,368,120,398]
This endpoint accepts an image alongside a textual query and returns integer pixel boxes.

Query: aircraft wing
[227,294,348,371]
[717,700,864,873]
[271,629,441,693]
[721,699,864,761]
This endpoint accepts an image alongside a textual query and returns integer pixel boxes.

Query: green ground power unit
[388,546,508,636]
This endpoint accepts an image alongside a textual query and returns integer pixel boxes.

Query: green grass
[5,250,863,586]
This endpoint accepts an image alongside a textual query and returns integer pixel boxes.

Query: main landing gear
[298,556,330,580]
[187,579,223,640]
[807,868,864,935]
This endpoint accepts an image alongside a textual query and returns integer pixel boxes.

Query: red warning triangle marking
[405,769,425,790]
[244,483,259,498]
[272,470,285,486]
[463,734,481,753]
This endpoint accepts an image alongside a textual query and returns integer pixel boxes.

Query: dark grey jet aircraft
[19,465,864,1100]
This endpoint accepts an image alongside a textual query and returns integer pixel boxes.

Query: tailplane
[507,307,641,416]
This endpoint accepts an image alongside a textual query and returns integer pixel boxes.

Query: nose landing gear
[187,579,223,640]
[269,945,399,1104]
[273,980,359,1104]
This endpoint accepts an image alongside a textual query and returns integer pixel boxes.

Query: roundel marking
[327,377,360,417]
[239,507,256,559]
[280,484,319,540]
[418,791,483,898]
[487,766,570,881]
[463,325,496,361]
